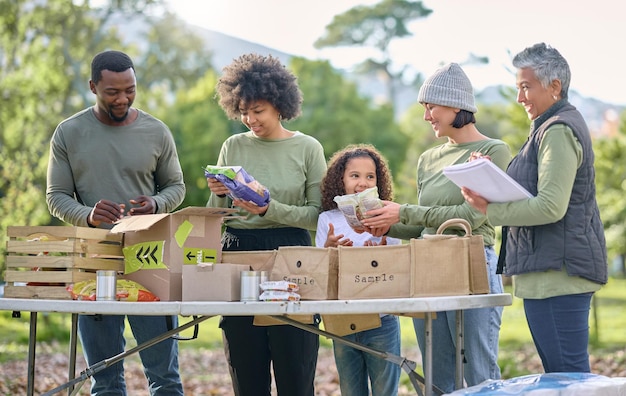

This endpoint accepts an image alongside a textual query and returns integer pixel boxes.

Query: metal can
[240,271,260,301]
[96,270,117,301]
[259,271,268,286]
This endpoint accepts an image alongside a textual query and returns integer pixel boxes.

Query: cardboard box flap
[110,214,170,234]
[174,206,238,218]
[109,207,239,234]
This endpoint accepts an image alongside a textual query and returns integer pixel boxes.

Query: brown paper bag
[321,314,382,336]
[337,244,411,300]
[410,218,488,297]
[221,250,277,272]
[271,246,338,300]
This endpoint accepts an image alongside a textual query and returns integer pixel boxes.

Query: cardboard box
[4,226,124,299]
[110,207,236,301]
[337,244,411,300]
[182,263,250,301]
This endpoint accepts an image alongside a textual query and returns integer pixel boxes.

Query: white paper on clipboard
[443,158,533,203]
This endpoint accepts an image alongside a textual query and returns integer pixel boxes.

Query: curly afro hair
[216,53,303,120]
[321,144,394,211]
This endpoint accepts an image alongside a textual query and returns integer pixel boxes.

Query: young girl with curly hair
[207,53,326,396]
[316,144,401,396]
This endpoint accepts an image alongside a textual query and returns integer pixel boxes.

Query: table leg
[27,312,37,396]
[455,310,464,389]
[424,313,433,396]
[68,313,79,396]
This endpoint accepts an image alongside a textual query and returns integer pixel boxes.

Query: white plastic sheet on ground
[445,373,626,395]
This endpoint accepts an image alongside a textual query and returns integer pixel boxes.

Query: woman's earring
[553,95,558,101]
[278,114,283,121]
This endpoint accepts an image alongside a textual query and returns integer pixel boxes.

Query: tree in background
[0,0,212,275]
[594,112,626,275]
[287,57,407,175]
[157,70,232,208]
[314,0,432,113]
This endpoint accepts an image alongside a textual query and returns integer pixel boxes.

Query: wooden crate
[4,226,124,299]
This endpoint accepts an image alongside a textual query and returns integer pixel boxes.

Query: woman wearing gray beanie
[362,62,510,393]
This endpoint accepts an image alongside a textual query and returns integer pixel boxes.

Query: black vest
[502,101,607,284]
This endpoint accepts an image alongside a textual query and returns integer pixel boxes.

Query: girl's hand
[324,223,353,248]
[364,236,387,246]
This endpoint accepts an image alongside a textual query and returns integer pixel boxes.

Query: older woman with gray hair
[462,42,608,373]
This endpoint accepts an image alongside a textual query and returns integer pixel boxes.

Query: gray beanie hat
[417,62,477,113]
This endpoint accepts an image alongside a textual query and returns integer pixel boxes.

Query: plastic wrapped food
[67,279,160,302]
[259,290,301,301]
[333,186,383,230]
[260,280,299,292]
[204,165,271,207]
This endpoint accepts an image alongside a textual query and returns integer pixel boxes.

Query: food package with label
[333,186,383,231]
[204,165,271,207]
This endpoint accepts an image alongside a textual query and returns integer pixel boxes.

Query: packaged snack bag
[259,290,301,301]
[333,186,383,231]
[204,165,271,207]
[68,279,160,301]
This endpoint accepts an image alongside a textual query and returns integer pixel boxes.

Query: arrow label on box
[123,241,167,274]
[183,248,218,265]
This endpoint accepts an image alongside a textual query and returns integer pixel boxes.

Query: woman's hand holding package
[360,200,401,234]
[207,177,230,196]
[233,198,269,215]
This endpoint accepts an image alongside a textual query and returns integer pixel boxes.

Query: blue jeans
[333,314,401,396]
[524,292,593,373]
[413,246,503,393]
[78,314,183,395]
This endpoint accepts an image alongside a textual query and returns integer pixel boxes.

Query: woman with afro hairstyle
[316,144,402,396]
[206,53,326,396]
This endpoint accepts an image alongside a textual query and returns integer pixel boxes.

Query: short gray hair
[512,42,570,99]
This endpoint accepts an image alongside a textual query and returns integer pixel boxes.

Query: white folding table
[0,294,512,396]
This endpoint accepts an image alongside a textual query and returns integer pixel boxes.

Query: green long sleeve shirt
[485,124,600,298]
[207,131,326,231]
[46,108,185,228]
[389,139,512,246]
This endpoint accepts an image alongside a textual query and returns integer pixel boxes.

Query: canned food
[96,270,117,301]
[240,271,261,301]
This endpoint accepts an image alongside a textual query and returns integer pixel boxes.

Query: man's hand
[129,195,156,215]
[88,199,126,227]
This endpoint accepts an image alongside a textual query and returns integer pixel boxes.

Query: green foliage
[594,126,626,265]
[158,71,232,208]
[287,57,407,176]
[394,102,438,203]
[0,0,212,277]
[314,0,432,111]
[314,0,432,50]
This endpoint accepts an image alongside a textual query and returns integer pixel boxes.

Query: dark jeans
[220,227,319,396]
[524,292,593,373]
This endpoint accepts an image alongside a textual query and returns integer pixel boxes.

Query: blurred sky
[165,0,626,106]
